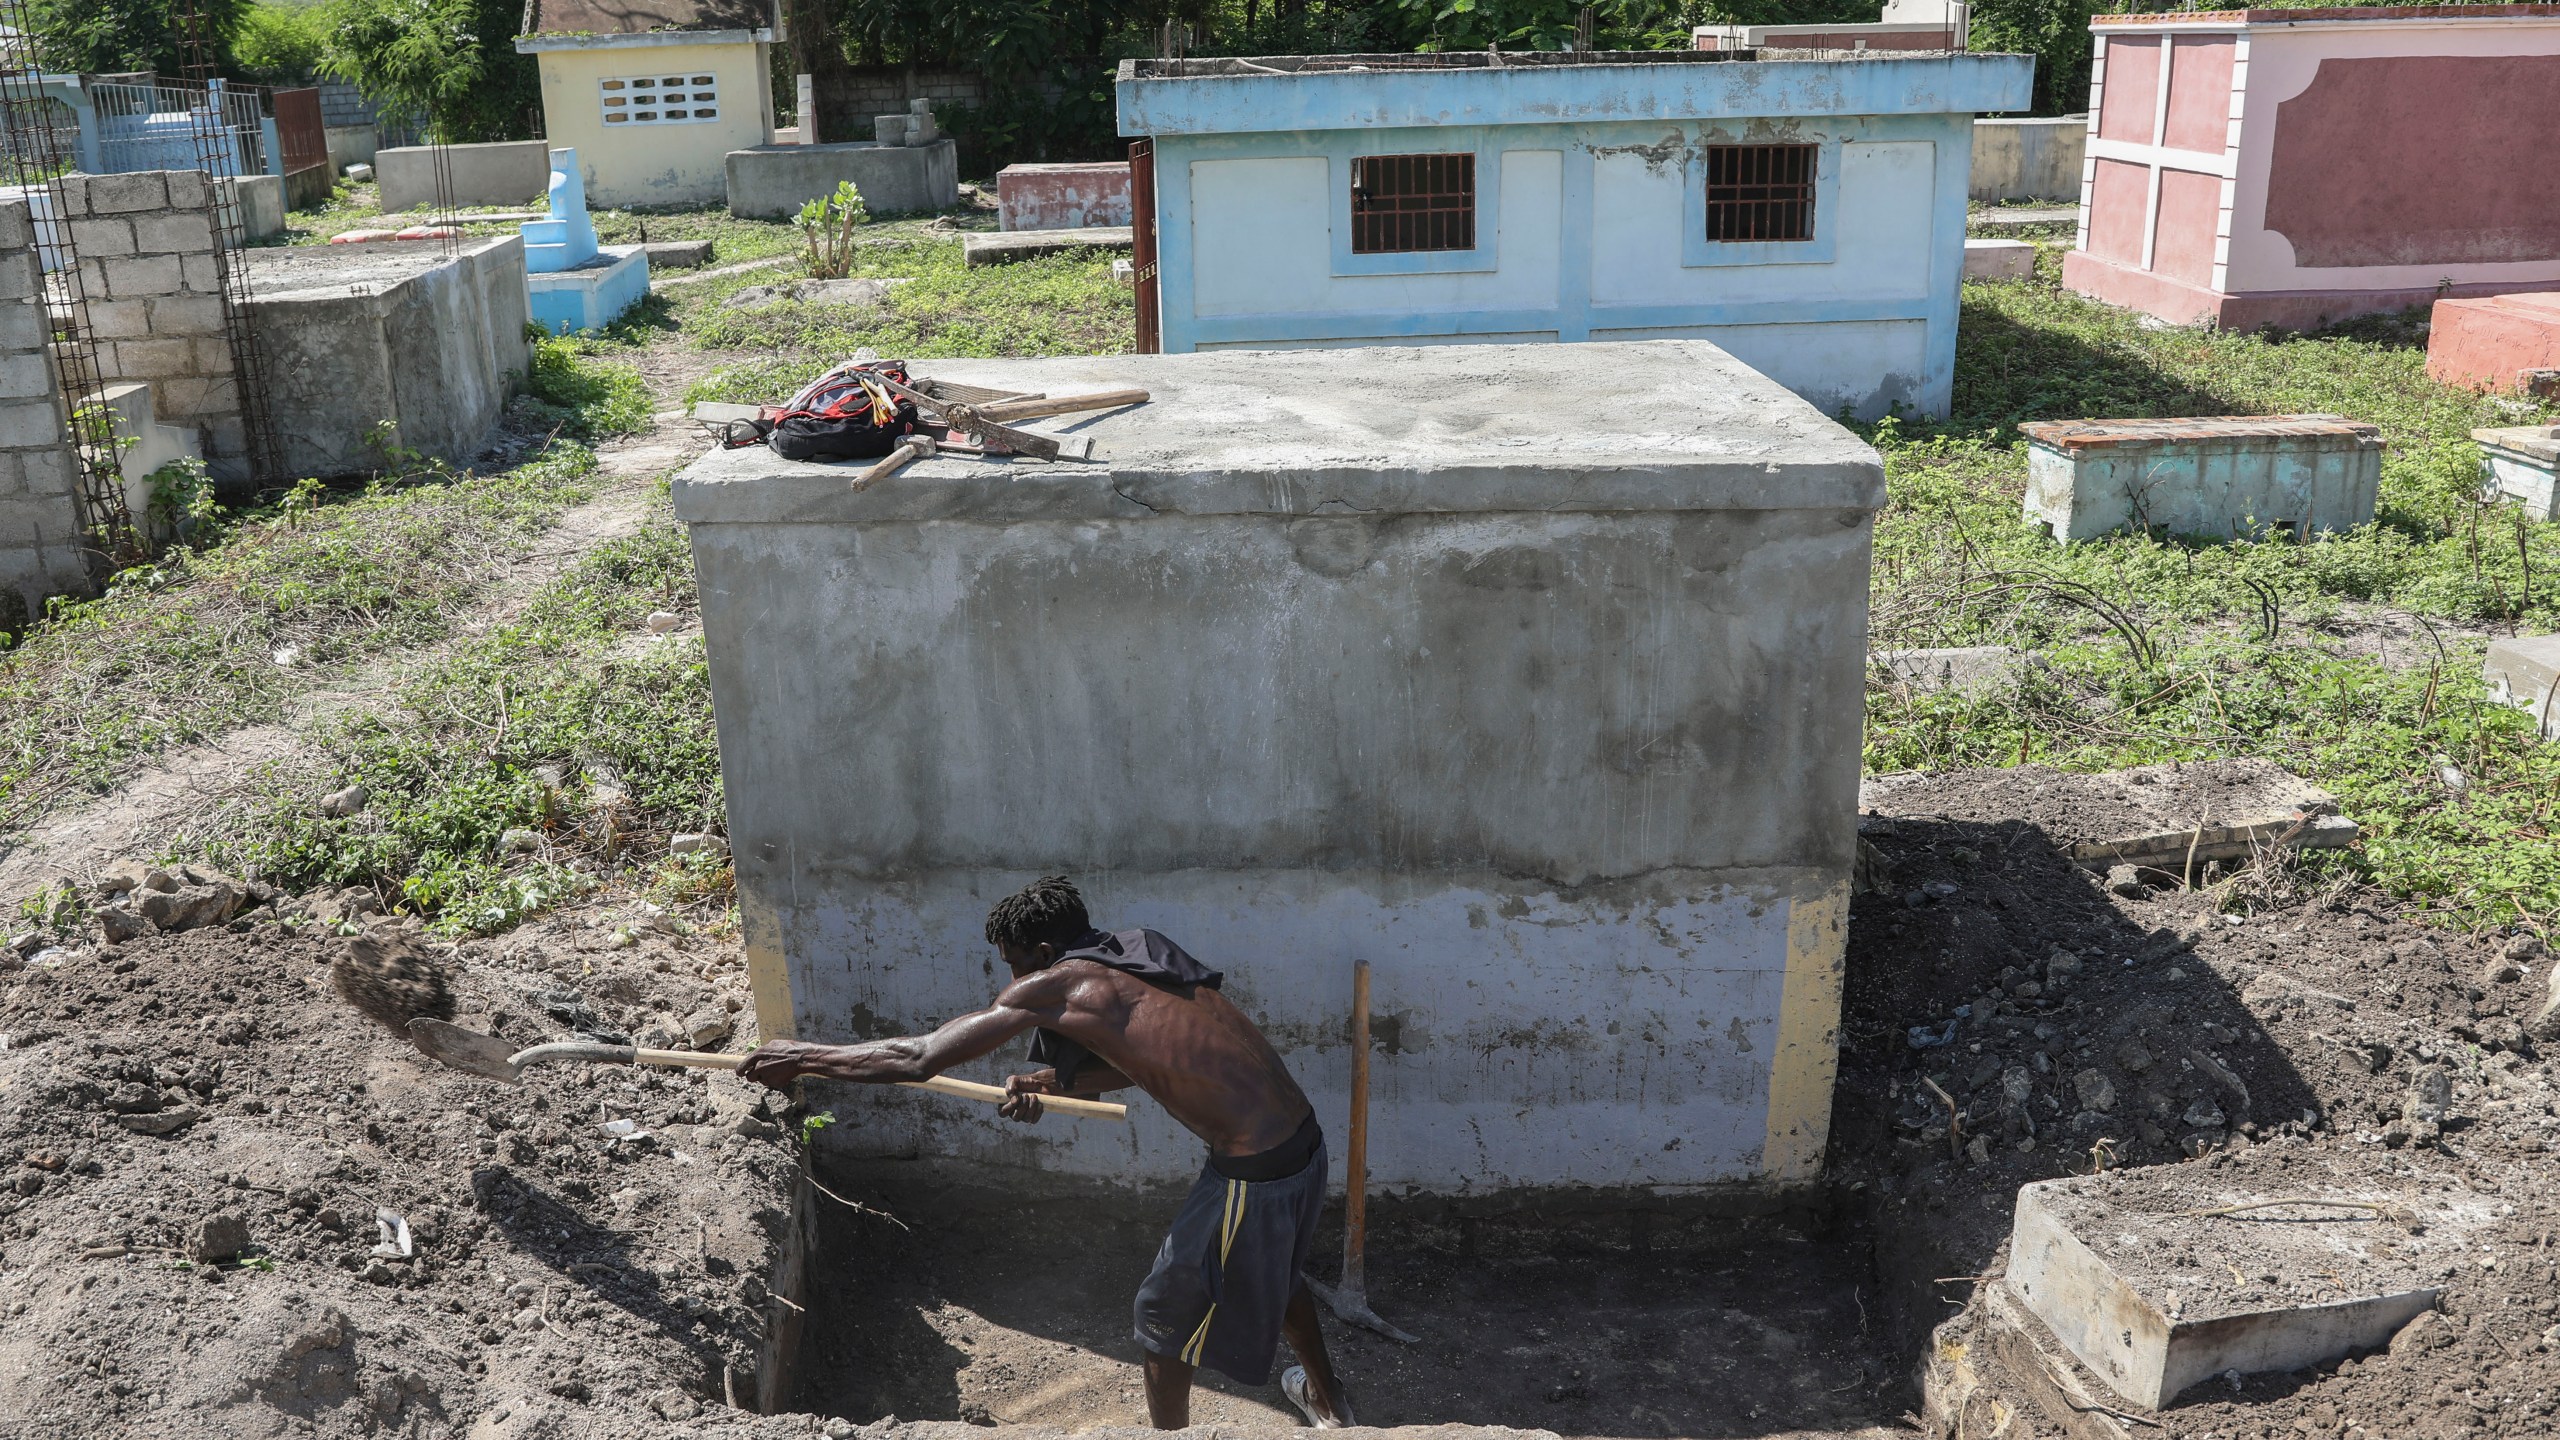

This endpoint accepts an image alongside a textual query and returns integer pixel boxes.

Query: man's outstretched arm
[735,975,1066,1090]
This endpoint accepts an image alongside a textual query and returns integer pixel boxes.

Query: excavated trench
[775,1173,1925,1437]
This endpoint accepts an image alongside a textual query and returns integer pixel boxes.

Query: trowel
[406,1018,1128,1119]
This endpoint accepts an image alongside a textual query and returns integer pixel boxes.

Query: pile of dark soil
[0,894,821,1439]
[1832,771,2560,1439]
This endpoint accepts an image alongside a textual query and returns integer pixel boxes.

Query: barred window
[599,74,721,126]
[1350,153,1476,255]
[1704,144,1817,243]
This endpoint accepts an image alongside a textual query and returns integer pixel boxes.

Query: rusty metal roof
[2018,415,2385,451]
[520,0,771,38]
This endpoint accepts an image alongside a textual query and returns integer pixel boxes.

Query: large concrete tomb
[672,341,1883,1199]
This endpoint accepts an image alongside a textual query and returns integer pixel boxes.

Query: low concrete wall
[0,198,88,632]
[219,174,287,243]
[1971,116,2086,202]
[242,237,530,478]
[997,161,1132,231]
[672,340,1881,1199]
[375,141,552,213]
[725,139,957,219]
[325,124,378,173]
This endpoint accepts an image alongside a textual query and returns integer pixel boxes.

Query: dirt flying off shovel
[406,1018,1128,1120]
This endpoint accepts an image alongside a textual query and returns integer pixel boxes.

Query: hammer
[854,432,937,488]
[864,372,1067,461]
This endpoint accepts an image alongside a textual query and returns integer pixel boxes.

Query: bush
[232,0,328,83]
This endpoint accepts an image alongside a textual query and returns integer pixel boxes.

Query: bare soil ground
[798,1182,1901,1440]
[1830,767,2560,1439]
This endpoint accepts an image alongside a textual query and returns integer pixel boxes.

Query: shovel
[1306,960,1418,1343]
[406,1018,1128,1119]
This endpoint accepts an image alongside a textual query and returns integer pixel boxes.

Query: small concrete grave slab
[1870,645,2024,696]
[962,226,1133,267]
[2485,634,2560,740]
[2007,1171,2497,1409]
[1963,237,2036,282]
[639,239,715,270]
[2021,415,2383,543]
[720,276,910,311]
[1861,757,2357,875]
[2472,423,2560,521]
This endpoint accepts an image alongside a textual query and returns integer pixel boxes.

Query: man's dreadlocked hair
[984,875,1091,951]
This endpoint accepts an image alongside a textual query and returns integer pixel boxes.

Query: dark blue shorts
[1131,1127,1327,1385]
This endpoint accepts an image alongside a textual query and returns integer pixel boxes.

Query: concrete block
[997,161,1133,232]
[2474,424,2559,521]
[2021,415,2383,543]
[145,295,229,338]
[2007,1173,2495,1409]
[526,246,650,336]
[67,216,135,259]
[1963,236,2035,282]
[164,170,208,210]
[0,198,30,250]
[105,338,197,380]
[17,444,70,495]
[0,351,55,401]
[85,297,153,340]
[374,141,551,212]
[725,140,959,219]
[0,253,35,304]
[2426,292,2560,395]
[639,239,714,269]
[0,298,44,352]
[81,171,171,215]
[669,341,1884,1195]
[962,226,1133,267]
[133,210,216,257]
[2485,635,2560,740]
[179,253,221,294]
[0,449,22,493]
[99,254,183,298]
[1970,115,2087,203]
[0,399,65,450]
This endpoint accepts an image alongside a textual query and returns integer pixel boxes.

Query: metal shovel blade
[1306,1276,1419,1344]
[407,1018,525,1082]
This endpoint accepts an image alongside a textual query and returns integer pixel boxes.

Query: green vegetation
[318,0,540,143]
[0,442,599,833]
[200,495,722,933]
[1865,270,2560,930]
[230,0,328,83]
[680,238,1132,405]
[525,335,654,439]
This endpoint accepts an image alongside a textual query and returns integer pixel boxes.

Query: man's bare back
[735,878,1351,1430]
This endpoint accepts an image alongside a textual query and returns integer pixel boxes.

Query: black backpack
[720,361,919,461]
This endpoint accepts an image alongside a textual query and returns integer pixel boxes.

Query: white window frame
[598,71,723,127]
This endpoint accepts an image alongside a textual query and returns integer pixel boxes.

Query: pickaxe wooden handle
[976,389,1151,423]
[853,433,935,488]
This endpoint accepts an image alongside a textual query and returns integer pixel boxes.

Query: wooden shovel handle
[629,1049,1129,1120]
[975,389,1150,423]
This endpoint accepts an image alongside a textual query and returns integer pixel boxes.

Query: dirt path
[0,412,708,912]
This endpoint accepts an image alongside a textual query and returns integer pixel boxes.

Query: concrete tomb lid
[2473,423,2560,465]
[2019,414,2383,453]
[671,341,1886,526]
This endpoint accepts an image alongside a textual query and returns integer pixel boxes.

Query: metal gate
[1129,138,1160,355]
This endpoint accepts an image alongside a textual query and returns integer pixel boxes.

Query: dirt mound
[1832,772,2560,1436]
[0,902,812,1438]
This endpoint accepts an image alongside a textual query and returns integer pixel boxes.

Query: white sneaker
[1281,1365,1353,1428]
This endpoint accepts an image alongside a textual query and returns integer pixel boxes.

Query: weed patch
[0,444,601,834]
[201,504,726,933]
[524,336,653,439]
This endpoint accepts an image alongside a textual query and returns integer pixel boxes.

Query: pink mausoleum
[2064,6,2560,331]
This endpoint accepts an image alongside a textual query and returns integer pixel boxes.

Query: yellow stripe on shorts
[1180,1178,1249,1365]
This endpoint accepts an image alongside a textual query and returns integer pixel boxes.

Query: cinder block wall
[58,170,247,480]
[0,199,91,633]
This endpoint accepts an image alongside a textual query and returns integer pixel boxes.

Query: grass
[0,442,601,834]
[1864,272,2560,931]
[197,494,726,933]
[669,237,1134,405]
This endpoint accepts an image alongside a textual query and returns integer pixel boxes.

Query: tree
[232,0,329,84]
[1969,0,2105,116]
[24,0,248,76]
[320,0,537,141]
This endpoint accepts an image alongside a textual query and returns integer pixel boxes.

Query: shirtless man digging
[736,876,1357,1430]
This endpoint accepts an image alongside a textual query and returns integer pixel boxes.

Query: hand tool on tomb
[405,1017,1130,1119]
[868,373,1151,462]
[1306,959,1420,1343]
[854,432,938,488]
